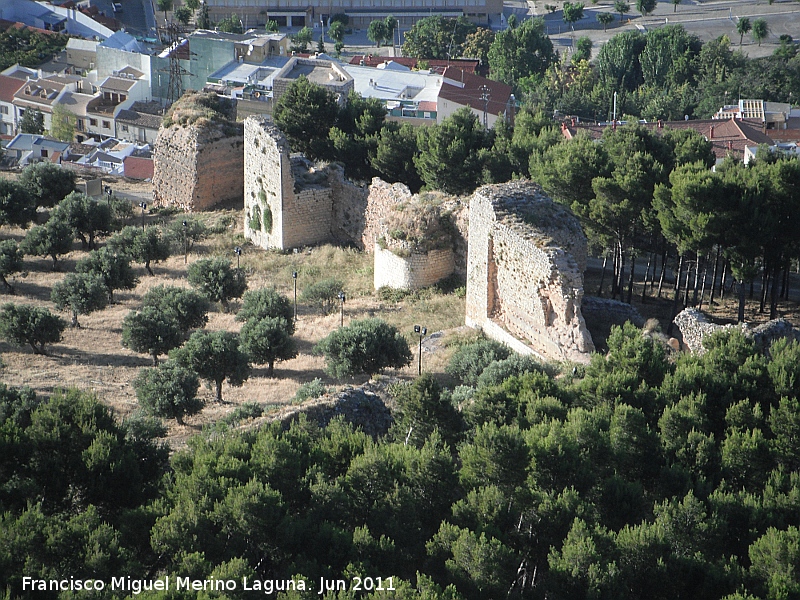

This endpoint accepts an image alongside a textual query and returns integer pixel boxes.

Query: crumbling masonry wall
[153,105,244,211]
[244,116,368,250]
[466,181,594,363]
[373,245,455,289]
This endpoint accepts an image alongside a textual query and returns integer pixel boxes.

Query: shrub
[167,217,208,251]
[107,226,171,275]
[476,354,550,388]
[122,307,185,365]
[133,361,202,425]
[20,216,73,269]
[219,401,264,425]
[76,247,138,301]
[293,378,329,403]
[18,162,76,208]
[239,316,296,376]
[51,272,109,327]
[446,339,511,385]
[301,277,344,314]
[236,287,294,333]
[0,303,66,355]
[315,318,412,378]
[188,257,247,309]
[142,285,209,333]
[170,330,250,402]
[0,239,24,294]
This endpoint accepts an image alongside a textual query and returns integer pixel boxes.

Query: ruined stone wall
[244,116,288,248]
[466,181,594,364]
[373,245,455,290]
[153,122,244,211]
[674,308,798,354]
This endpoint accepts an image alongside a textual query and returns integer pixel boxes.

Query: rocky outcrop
[466,180,594,364]
[673,307,799,354]
[152,92,244,211]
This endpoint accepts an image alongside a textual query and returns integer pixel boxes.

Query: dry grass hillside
[0,177,465,447]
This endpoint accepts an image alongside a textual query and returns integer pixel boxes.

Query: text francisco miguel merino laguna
[23,575,397,595]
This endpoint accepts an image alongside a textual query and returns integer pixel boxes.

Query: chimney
[710,125,714,139]
[728,140,733,150]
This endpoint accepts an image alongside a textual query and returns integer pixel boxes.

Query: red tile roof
[0,74,25,104]
[417,100,437,112]
[437,67,512,118]
[561,118,776,161]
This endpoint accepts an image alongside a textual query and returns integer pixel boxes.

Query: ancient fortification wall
[153,93,243,211]
[373,245,455,290]
[674,308,798,353]
[244,116,367,250]
[466,181,594,364]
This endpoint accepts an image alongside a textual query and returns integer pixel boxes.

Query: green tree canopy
[315,318,412,378]
[0,180,36,229]
[236,287,295,333]
[18,162,76,208]
[487,17,555,88]
[142,285,209,333]
[187,256,247,309]
[0,239,23,294]
[122,306,185,366]
[401,15,477,59]
[133,361,202,425]
[274,77,338,160]
[76,247,138,302]
[20,216,73,269]
[0,303,65,355]
[415,108,490,195]
[239,316,296,376]
[50,272,109,327]
[18,108,44,135]
[170,330,250,402]
[52,191,113,250]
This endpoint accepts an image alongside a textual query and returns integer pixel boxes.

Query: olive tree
[142,285,209,333]
[0,303,65,355]
[187,257,247,309]
[239,316,296,376]
[170,330,250,402]
[107,226,171,275]
[0,240,24,294]
[76,248,138,302]
[51,272,109,327]
[20,216,74,269]
[314,318,412,379]
[18,162,76,208]
[122,307,185,366]
[133,362,202,425]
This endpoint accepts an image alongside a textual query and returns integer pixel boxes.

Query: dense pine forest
[2,326,800,599]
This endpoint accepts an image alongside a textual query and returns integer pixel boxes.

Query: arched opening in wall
[487,236,502,318]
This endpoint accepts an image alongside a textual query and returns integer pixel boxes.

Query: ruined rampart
[465,181,594,364]
[152,92,243,211]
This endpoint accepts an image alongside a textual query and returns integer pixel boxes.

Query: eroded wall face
[373,245,455,290]
[153,125,244,211]
[466,181,594,363]
[244,117,285,248]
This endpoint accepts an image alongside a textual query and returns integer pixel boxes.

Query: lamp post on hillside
[138,202,147,230]
[480,84,490,128]
[292,271,298,322]
[105,185,112,206]
[414,324,427,375]
[234,246,242,269]
[338,291,345,327]
[182,220,188,263]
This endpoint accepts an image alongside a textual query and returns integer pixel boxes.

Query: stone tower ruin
[152,92,244,211]
[466,181,595,363]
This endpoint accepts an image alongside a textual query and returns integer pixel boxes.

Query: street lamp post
[234,246,242,270]
[338,291,345,327]
[292,271,298,322]
[138,202,147,230]
[182,220,188,264]
[414,325,427,375]
[105,185,112,206]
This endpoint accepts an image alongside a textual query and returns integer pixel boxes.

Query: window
[90,118,97,126]
[0,106,7,115]
[102,120,111,129]
[121,124,129,132]
[40,149,48,158]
